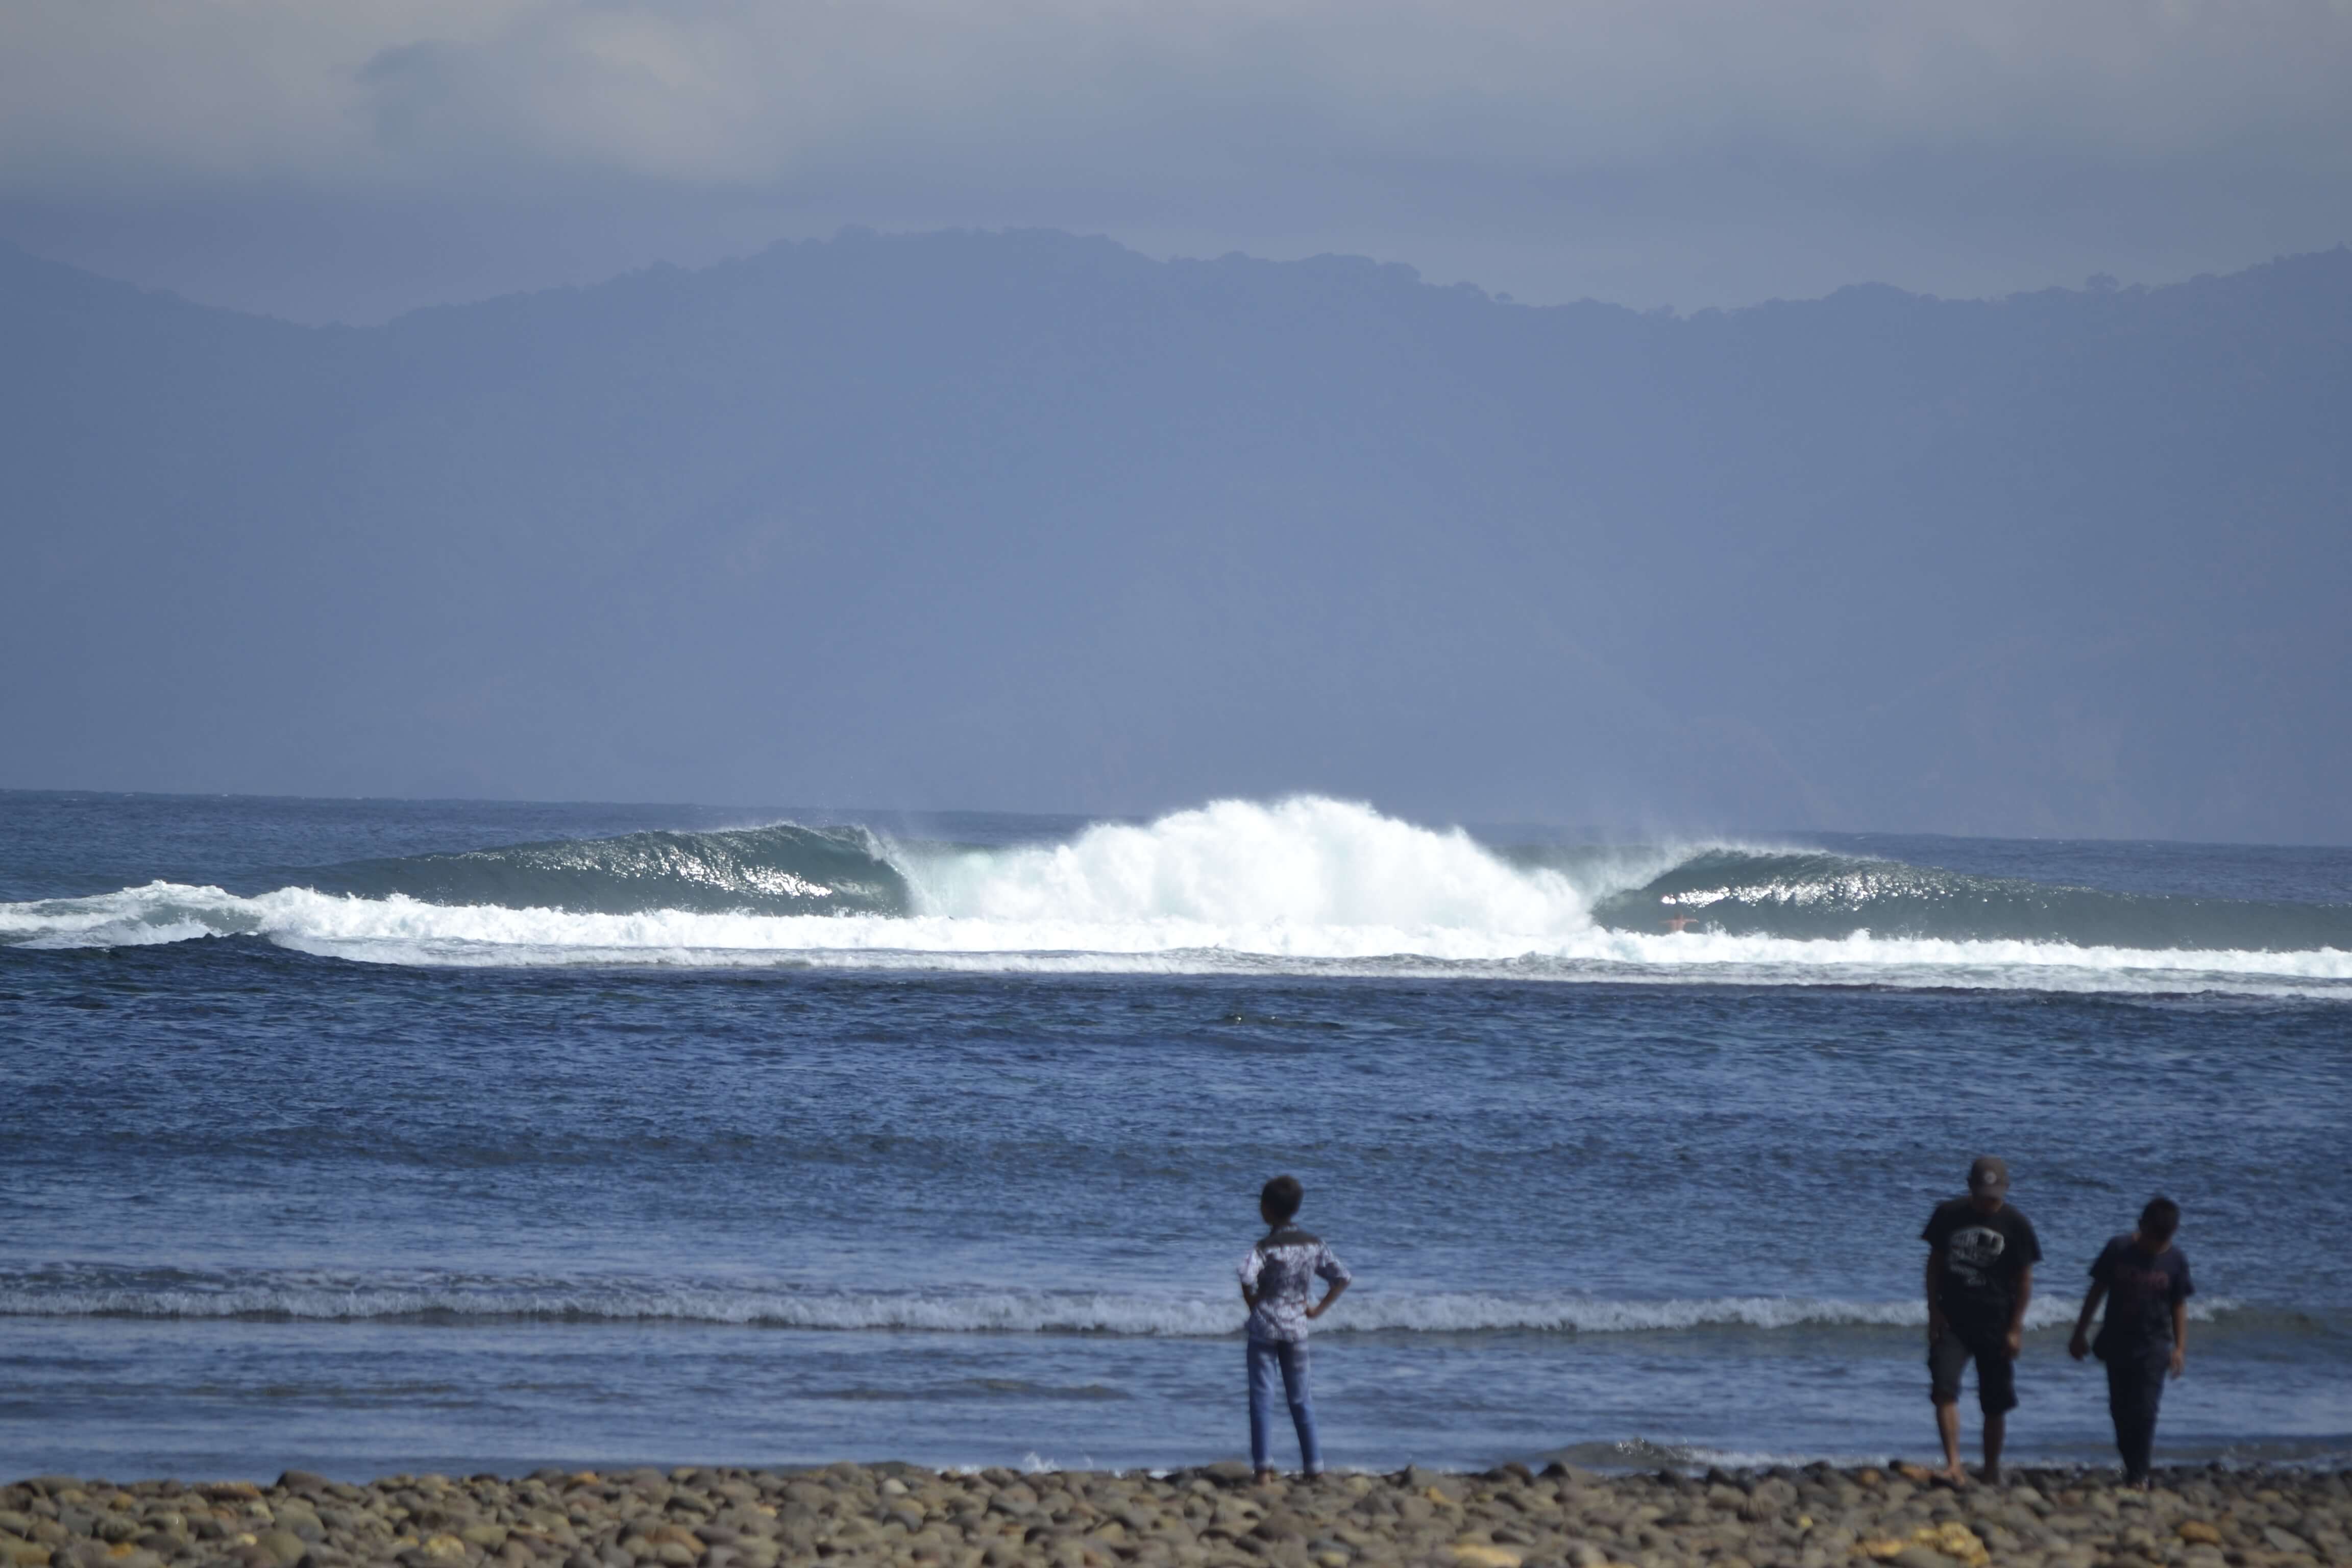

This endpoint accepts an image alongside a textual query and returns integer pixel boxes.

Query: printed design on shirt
[1239,1227,1351,1344]
[1945,1225,2007,1287]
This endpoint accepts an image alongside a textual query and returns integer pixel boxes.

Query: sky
[5,0,2351,322]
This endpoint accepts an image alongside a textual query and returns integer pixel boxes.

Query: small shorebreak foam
[3,797,2347,996]
[0,1266,2253,1337]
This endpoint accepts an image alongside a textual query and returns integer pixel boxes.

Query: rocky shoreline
[5,1462,2346,1568]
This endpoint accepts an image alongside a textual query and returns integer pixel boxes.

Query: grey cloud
[2,0,2349,316]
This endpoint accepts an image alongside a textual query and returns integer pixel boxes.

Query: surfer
[1663,909,1696,933]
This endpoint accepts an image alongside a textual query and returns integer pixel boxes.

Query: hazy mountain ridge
[4,232,2348,839]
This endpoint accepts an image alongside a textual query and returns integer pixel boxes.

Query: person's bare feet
[1981,1462,2001,1486]
[1938,1463,1969,1486]
[1255,1469,1279,1487]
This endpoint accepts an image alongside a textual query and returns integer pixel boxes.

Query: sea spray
[903,796,1594,935]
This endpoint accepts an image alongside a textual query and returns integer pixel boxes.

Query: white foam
[4,798,2347,996]
[904,797,1597,935]
[0,1271,2228,1335]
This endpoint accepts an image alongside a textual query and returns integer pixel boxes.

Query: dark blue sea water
[3,791,2348,1483]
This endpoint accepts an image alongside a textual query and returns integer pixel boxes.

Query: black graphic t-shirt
[1922,1197,2043,1327]
[2091,1234,2194,1354]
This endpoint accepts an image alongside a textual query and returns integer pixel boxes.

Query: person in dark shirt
[1922,1155,2042,1484]
[2070,1195,2194,1487]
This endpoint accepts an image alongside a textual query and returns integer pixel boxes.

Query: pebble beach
[6,1463,2347,1568]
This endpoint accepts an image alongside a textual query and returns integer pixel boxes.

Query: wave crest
[1591,848,2352,951]
[314,822,909,916]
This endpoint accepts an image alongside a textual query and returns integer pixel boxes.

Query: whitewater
[5,796,2348,995]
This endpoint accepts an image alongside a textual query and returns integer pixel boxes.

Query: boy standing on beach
[2070,1196,2194,1488]
[1239,1174,1352,1483]
[1923,1155,2042,1484]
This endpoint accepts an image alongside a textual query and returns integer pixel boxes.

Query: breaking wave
[3,797,2347,995]
[310,823,908,916]
[1584,848,2352,951]
[0,1266,2248,1337]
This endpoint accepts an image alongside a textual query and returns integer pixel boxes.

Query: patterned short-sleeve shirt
[1239,1225,1351,1343]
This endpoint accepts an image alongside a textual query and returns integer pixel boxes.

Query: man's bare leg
[1935,1400,1966,1482]
[1981,1412,2005,1484]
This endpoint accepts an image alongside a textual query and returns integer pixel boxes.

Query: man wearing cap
[1922,1155,2042,1483]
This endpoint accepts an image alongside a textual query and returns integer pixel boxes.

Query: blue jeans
[1247,1337,1320,1474]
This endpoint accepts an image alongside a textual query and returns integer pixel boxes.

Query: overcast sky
[5,0,2351,322]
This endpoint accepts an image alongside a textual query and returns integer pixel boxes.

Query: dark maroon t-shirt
[2092,1233,2194,1354]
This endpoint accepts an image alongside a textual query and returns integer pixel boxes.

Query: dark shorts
[1928,1321,2018,1413]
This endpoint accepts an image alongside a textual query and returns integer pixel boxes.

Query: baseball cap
[1968,1155,2010,1196]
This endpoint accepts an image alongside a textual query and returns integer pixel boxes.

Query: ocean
[3,790,2348,1483]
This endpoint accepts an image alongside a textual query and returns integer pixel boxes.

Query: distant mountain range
[4,231,2347,840]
